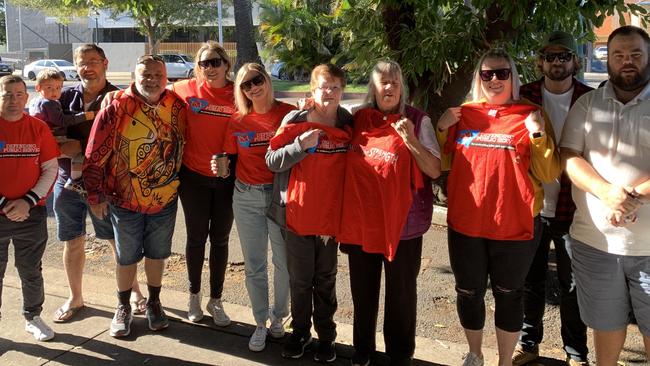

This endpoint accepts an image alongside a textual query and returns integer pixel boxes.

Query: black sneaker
[314,340,336,363]
[351,351,370,366]
[109,304,133,337]
[146,300,169,331]
[281,332,312,359]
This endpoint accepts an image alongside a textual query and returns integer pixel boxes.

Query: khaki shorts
[569,237,650,335]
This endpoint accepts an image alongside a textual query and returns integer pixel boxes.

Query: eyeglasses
[198,58,223,69]
[77,59,105,68]
[136,54,165,65]
[315,85,342,93]
[542,51,574,63]
[479,68,512,81]
[240,74,265,91]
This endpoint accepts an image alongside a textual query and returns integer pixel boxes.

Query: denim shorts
[569,236,650,335]
[53,181,114,241]
[109,199,178,265]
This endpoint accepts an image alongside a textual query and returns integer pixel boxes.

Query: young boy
[29,69,94,194]
[0,75,59,341]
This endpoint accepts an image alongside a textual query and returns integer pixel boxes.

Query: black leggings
[448,217,541,332]
[178,165,234,299]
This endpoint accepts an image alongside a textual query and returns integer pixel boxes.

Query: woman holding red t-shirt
[171,41,236,326]
[266,64,353,363]
[437,49,561,366]
[337,60,442,366]
[217,63,295,352]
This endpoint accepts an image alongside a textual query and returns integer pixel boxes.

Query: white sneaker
[248,325,268,352]
[462,352,484,366]
[187,291,204,322]
[269,310,285,338]
[25,316,55,341]
[206,298,230,326]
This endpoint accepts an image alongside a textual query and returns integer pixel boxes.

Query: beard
[608,62,650,91]
[543,65,573,81]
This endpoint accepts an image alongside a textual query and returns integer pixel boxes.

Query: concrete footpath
[0,253,497,366]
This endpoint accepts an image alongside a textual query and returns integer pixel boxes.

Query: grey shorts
[569,236,650,335]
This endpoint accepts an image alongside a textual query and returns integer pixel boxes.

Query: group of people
[0,24,648,366]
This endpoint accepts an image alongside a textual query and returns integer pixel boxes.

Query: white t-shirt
[560,81,650,256]
[541,86,573,218]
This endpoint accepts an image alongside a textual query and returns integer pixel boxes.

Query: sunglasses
[479,68,511,81]
[198,57,223,69]
[542,51,574,63]
[241,74,266,91]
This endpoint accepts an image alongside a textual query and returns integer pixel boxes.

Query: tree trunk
[233,0,261,73]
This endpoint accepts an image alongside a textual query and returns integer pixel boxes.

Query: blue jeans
[53,180,114,241]
[109,200,178,265]
[519,217,588,361]
[232,179,289,324]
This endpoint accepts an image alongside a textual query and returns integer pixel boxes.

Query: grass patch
[272,80,367,93]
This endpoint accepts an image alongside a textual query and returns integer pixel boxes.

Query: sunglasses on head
[198,57,223,69]
[241,74,266,91]
[542,51,574,63]
[479,68,511,81]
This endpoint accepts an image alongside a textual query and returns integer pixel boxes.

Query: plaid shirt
[520,77,593,222]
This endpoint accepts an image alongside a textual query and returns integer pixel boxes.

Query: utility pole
[18,6,24,60]
[217,0,223,45]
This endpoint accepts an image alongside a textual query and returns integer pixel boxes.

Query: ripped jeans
[448,217,541,332]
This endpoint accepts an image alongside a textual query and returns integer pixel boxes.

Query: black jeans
[178,165,234,299]
[0,206,48,320]
[284,231,338,342]
[342,237,422,363]
[448,217,541,332]
[520,217,588,361]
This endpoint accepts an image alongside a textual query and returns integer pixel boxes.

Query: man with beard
[561,25,650,366]
[513,31,593,366]
[52,44,146,323]
[83,55,186,337]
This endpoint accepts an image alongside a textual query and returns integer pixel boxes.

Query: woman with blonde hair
[216,63,295,351]
[437,48,561,366]
[171,41,237,326]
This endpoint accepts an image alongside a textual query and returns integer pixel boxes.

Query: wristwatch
[531,131,544,139]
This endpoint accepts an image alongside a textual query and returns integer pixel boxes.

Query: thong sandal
[130,297,147,315]
[53,305,85,323]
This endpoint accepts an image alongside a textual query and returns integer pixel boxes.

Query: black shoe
[314,340,336,363]
[281,332,312,359]
[351,351,370,366]
[146,299,169,331]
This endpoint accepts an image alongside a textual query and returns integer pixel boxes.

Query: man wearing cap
[561,25,650,366]
[83,54,186,337]
[513,30,593,366]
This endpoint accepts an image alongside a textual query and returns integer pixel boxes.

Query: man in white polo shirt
[561,25,650,366]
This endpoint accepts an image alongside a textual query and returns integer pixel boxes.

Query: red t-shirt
[0,114,59,205]
[172,79,236,176]
[445,102,537,240]
[269,122,352,236]
[337,108,423,260]
[224,102,296,185]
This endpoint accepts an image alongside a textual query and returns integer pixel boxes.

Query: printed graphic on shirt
[313,138,349,154]
[234,131,275,148]
[188,97,235,118]
[0,142,39,158]
[456,130,515,150]
[354,145,399,165]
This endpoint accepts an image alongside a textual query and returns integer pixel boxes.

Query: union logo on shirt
[235,131,275,148]
[457,130,515,150]
[188,98,209,113]
[188,97,235,118]
[456,130,480,148]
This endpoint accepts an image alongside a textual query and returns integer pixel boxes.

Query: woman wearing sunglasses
[437,49,561,366]
[170,41,237,327]
[216,63,295,352]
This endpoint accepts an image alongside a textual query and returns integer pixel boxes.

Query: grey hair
[364,60,407,114]
[470,49,521,102]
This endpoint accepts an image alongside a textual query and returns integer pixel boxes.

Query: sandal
[130,297,147,315]
[53,305,85,323]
